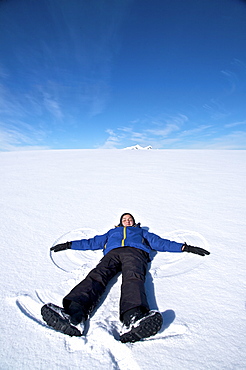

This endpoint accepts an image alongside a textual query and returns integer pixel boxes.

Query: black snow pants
[63,247,150,322]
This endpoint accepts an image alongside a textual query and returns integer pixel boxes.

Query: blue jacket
[71,224,183,257]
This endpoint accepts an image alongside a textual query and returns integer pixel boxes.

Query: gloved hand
[50,241,72,252]
[182,243,210,256]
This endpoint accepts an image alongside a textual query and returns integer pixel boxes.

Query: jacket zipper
[121,227,127,246]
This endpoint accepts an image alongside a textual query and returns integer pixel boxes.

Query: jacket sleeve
[143,230,183,253]
[71,232,108,251]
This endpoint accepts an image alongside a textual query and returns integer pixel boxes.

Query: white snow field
[0,149,245,370]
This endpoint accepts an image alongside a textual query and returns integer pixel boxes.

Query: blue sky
[0,0,246,151]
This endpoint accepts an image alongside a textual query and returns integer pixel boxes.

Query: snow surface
[1,149,245,370]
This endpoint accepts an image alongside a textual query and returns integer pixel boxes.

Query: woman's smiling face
[121,214,134,227]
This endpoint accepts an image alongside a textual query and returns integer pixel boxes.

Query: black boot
[121,307,147,327]
[41,303,84,337]
[65,301,87,326]
[120,309,163,343]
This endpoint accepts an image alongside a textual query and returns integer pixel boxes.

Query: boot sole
[120,311,163,343]
[41,304,82,337]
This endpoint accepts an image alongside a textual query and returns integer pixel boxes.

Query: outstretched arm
[143,230,210,256]
[50,232,109,253]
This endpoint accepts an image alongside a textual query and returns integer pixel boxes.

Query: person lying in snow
[41,213,210,342]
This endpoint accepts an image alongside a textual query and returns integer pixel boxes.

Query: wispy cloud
[220,69,237,94]
[0,0,131,151]
[204,58,246,123]
[225,120,246,128]
[42,91,64,120]
[49,1,131,118]
[0,82,61,151]
[0,79,65,122]
[186,131,246,150]
[79,81,110,118]
[145,114,188,138]
[99,129,122,149]
[0,84,25,117]
[146,124,180,138]
[99,112,246,150]
[118,127,149,145]
[221,58,246,94]
[203,99,229,120]
[0,121,50,151]
[99,114,189,149]
[179,125,212,137]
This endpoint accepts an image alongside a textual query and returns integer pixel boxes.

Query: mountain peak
[123,144,152,150]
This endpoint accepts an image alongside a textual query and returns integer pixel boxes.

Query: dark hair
[119,213,136,226]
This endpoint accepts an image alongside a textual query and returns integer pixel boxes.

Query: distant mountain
[123,144,152,150]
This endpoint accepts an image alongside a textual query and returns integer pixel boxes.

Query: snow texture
[1,149,245,370]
